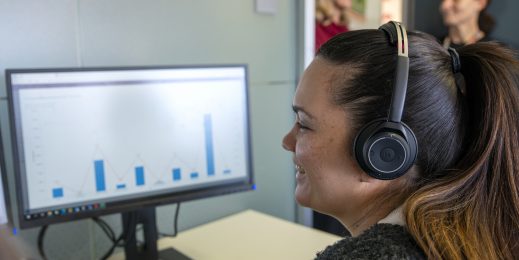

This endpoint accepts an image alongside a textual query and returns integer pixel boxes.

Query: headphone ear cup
[354,120,417,180]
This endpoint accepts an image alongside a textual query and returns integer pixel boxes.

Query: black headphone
[353,21,418,180]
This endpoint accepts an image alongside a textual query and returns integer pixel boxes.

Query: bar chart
[19,75,249,210]
[45,112,241,203]
[46,113,222,198]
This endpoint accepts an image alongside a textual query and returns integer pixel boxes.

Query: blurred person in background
[315,0,351,52]
[440,0,494,48]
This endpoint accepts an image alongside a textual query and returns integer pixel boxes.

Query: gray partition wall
[0,1,297,259]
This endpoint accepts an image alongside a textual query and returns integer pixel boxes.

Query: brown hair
[317,29,519,259]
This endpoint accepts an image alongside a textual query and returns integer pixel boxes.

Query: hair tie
[448,47,466,95]
[448,47,461,73]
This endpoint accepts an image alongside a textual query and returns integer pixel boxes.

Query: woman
[283,21,519,258]
[440,0,494,48]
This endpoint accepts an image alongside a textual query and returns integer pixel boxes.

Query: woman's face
[282,58,375,220]
[440,0,486,27]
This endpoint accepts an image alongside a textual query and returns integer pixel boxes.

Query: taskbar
[24,202,106,221]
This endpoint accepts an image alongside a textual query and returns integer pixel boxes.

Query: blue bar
[173,168,181,181]
[94,160,106,192]
[135,166,145,186]
[116,184,126,189]
[223,169,231,174]
[190,172,199,179]
[204,114,215,176]
[52,188,63,198]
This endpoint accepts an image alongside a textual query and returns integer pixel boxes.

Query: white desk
[110,209,341,260]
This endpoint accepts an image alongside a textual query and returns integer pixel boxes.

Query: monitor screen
[7,65,253,228]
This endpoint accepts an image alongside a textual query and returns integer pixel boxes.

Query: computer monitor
[6,65,253,257]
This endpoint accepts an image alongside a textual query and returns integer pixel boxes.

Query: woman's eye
[297,121,310,130]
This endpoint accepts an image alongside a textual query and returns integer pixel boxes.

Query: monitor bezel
[6,64,254,229]
[0,123,13,227]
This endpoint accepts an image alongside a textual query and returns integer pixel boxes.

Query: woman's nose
[282,126,296,152]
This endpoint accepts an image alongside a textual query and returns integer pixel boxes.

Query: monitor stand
[122,207,191,260]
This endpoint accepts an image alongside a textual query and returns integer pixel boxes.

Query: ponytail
[405,42,519,259]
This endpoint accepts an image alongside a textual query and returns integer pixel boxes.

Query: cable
[92,217,116,243]
[159,203,181,238]
[38,218,119,260]
[100,232,125,260]
[174,203,180,237]
[99,211,139,260]
[97,205,180,259]
[37,225,49,260]
[35,215,142,260]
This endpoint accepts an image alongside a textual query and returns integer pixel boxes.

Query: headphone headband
[381,21,410,123]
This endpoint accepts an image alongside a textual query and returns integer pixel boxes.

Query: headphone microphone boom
[353,21,418,180]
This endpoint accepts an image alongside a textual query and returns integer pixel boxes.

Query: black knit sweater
[315,224,426,260]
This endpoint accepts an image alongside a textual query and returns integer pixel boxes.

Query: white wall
[0,0,297,259]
